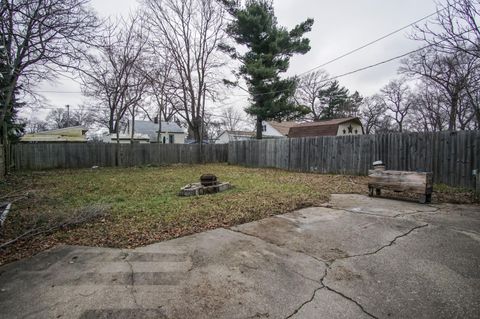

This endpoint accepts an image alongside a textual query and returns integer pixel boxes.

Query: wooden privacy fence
[11,131,480,188]
[228,131,480,189]
[13,143,228,170]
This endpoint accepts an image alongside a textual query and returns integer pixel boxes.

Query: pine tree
[221,0,314,138]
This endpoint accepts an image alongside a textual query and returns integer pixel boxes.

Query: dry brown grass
[0,164,475,265]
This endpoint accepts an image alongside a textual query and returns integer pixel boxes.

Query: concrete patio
[0,194,479,318]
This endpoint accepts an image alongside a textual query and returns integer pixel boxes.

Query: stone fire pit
[179,174,232,196]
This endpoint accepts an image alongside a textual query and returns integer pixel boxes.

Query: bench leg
[368,187,374,197]
[375,188,381,196]
[425,193,432,203]
[419,195,427,204]
[419,193,432,204]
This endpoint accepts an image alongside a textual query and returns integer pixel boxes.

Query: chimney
[154,116,158,124]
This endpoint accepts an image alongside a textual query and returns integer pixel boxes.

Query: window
[169,134,175,144]
[262,125,267,132]
[162,136,166,144]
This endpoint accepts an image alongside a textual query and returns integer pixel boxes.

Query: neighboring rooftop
[288,117,363,138]
[223,130,254,136]
[20,126,88,143]
[267,121,299,136]
[132,120,185,141]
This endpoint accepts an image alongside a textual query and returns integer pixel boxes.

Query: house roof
[35,126,88,135]
[288,117,363,138]
[20,125,88,142]
[224,130,254,137]
[267,121,299,136]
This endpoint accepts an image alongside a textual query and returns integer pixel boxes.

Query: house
[20,126,88,143]
[102,133,151,144]
[261,121,298,138]
[132,120,186,144]
[215,130,254,144]
[288,117,364,138]
[104,119,186,144]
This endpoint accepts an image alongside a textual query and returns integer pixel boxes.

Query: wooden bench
[368,170,433,203]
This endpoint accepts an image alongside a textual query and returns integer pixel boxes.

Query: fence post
[474,169,480,202]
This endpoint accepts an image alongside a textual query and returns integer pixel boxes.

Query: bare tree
[380,79,413,132]
[409,82,449,132]
[45,105,95,129]
[220,106,244,131]
[143,0,227,143]
[400,48,476,130]
[412,0,480,58]
[295,70,331,121]
[0,0,98,170]
[203,113,223,142]
[80,14,149,142]
[140,55,179,142]
[24,117,48,133]
[360,95,387,134]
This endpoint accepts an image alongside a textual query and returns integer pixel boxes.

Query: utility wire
[297,8,444,76]
[31,8,449,120]
[34,10,442,98]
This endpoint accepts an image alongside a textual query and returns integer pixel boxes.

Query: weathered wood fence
[0,145,4,180]
[228,131,480,189]
[12,131,480,188]
[13,143,228,170]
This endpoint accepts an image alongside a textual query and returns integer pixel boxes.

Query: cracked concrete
[0,194,479,318]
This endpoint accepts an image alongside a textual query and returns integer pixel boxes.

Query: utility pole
[66,104,70,127]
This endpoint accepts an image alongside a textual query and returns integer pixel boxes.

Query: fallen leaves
[0,164,475,265]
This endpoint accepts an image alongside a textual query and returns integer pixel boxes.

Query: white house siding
[336,122,364,136]
[216,133,230,144]
[215,132,253,144]
[156,132,186,144]
[262,122,286,137]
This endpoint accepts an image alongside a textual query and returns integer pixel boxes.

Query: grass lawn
[0,163,475,265]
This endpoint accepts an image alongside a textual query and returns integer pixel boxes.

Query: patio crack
[283,223,429,319]
[341,223,428,259]
[284,286,325,318]
[121,252,139,307]
[321,280,378,319]
[231,222,429,319]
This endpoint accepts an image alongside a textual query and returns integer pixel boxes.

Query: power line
[34,90,83,94]
[230,8,445,97]
[317,44,433,84]
[297,8,444,76]
[33,9,443,99]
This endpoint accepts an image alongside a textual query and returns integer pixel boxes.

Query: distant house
[131,120,186,144]
[20,126,88,143]
[102,133,151,144]
[288,117,364,138]
[104,119,186,144]
[261,121,298,138]
[215,130,254,144]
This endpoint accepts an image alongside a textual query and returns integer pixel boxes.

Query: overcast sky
[29,0,438,124]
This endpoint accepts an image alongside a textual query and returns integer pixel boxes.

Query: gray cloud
[28,0,438,121]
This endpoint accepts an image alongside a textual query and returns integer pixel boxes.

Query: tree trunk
[2,124,8,175]
[449,93,459,131]
[130,109,135,144]
[256,117,263,140]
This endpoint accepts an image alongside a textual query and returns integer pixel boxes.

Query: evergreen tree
[318,81,363,120]
[318,80,350,120]
[221,0,314,138]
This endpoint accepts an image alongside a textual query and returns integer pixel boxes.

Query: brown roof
[267,121,299,136]
[288,117,363,138]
